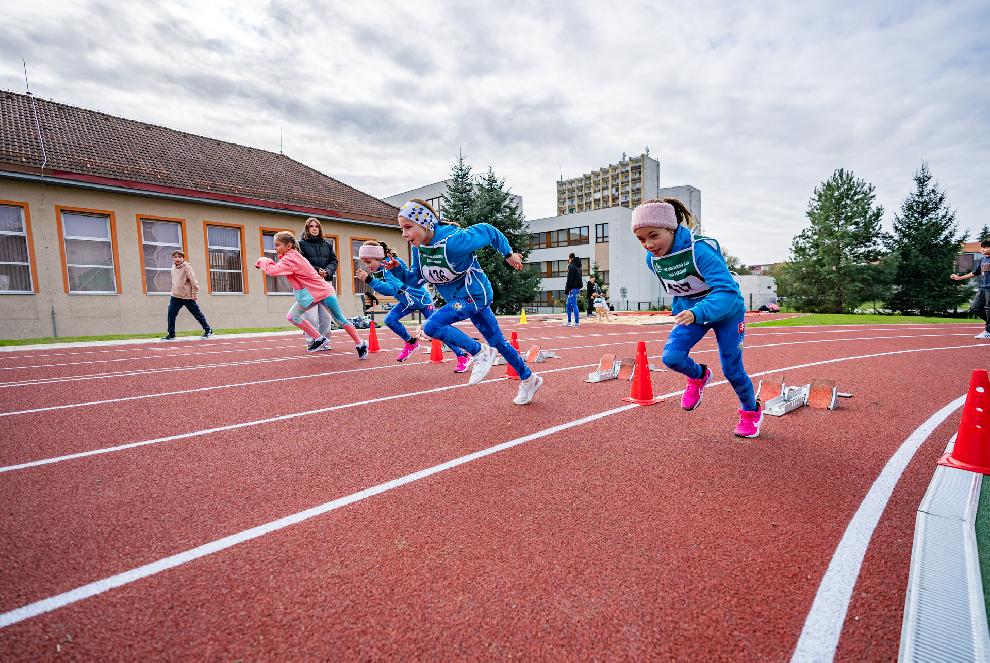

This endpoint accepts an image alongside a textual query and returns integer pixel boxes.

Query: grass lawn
[0,326,291,347]
[750,313,973,327]
[976,480,990,625]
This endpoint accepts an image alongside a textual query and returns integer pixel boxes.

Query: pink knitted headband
[358,244,385,260]
[631,201,678,231]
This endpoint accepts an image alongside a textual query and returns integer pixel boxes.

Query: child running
[632,198,763,438]
[355,240,472,371]
[388,199,543,405]
[254,231,369,358]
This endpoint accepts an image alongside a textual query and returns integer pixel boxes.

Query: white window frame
[261,231,293,295]
[0,204,34,295]
[62,212,117,295]
[140,219,184,295]
[206,224,244,295]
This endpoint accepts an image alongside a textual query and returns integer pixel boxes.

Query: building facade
[557,151,676,216]
[384,180,523,219]
[0,91,403,340]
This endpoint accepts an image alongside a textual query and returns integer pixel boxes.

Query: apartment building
[0,91,402,340]
[557,151,667,216]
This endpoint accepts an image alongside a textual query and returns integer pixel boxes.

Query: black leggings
[971,290,990,331]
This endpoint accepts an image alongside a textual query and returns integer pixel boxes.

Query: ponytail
[661,197,696,229]
[273,231,299,250]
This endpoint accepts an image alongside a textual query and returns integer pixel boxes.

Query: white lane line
[0,331,974,416]
[790,395,967,663]
[0,343,981,629]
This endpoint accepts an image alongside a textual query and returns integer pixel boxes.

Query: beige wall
[0,180,405,340]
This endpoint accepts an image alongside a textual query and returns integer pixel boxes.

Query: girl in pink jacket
[255,231,368,357]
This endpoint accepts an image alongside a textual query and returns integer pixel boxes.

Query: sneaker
[468,344,498,385]
[356,342,369,360]
[681,365,712,411]
[307,336,329,352]
[454,354,473,373]
[200,330,213,339]
[975,331,990,339]
[734,404,764,438]
[513,373,544,405]
[396,340,419,362]
[161,335,176,340]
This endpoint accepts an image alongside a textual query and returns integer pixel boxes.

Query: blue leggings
[423,298,531,380]
[566,288,581,324]
[288,295,348,327]
[385,302,465,357]
[661,306,757,411]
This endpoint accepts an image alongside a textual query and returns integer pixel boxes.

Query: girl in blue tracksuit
[631,198,763,438]
[356,240,470,371]
[388,199,544,405]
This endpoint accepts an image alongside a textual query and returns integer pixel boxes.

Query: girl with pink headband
[632,198,762,438]
[255,231,368,358]
[355,240,471,370]
[387,199,543,405]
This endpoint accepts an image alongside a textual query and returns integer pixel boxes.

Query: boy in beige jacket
[162,250,213,339]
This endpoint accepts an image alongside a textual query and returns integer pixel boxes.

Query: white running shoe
[468,344,498,385]
[513,373,544,405]
[976,331,990,339]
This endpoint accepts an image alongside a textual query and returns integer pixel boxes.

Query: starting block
[586,354,663,383]
[760,377,852,416]
[494,345,561,365]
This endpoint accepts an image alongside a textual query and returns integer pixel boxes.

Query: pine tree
[440,149,475,224]
[776,169,886,313]
[979,225,990,242]
[887,162,968,315]
[467,168,541,315]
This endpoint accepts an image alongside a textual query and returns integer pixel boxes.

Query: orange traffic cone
[367,321,381,353]
[429,338,444,363]
[622,341,657,405]
[939,369,990,473]
[505,331,521,380]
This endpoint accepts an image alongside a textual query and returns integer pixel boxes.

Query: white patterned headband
[398,201,438,232]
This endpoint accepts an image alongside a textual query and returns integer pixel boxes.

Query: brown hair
[303,217,323,238]
[411,198,460,227]
[662,197,696,228]
[273,231,299,250]
[362,239,398,258]
[170,249,185,258]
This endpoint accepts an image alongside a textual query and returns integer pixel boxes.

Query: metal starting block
[759,378,852,416]
[586,354,663,383]
[494,345,561,365]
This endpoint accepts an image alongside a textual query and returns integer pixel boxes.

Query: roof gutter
[0,168,399,230]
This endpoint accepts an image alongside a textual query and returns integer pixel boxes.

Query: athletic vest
[417,240,469,285]
[649,233,721,298]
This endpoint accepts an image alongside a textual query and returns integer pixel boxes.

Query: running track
[0,318,985,660]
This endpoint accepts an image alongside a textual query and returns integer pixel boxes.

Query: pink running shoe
[735,405,764,438]
[454,354,473,373]
[680,365,712,411]
[396,340,419,362]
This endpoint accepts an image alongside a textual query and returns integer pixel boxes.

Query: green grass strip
[976,477,990,627]
[750,313,973,327]
[0,326,291,347]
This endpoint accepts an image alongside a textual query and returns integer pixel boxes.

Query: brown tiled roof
[0,90,398,224]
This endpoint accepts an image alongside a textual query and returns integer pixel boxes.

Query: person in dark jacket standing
[586,275,602,317]
[298,217,339,342]
[564,253,583,327]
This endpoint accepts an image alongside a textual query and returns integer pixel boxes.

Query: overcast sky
[2,0,987,263]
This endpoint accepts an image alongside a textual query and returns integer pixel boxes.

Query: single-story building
[0,90,403,340]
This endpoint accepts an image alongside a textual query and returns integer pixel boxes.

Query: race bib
[418,243,466,285]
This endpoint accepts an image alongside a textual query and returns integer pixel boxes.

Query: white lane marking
[0,343,981,628]
[790,396,967,663]
[0,331,974,416]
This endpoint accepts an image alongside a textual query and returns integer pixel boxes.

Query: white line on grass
[790,395,967,663]
[0,343,980,629]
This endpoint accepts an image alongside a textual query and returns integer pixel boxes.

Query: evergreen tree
[979,225,990,242]
[888,162,968,315]
[776,168,886,313]
[440,149,475,224]
[467,168,541,315]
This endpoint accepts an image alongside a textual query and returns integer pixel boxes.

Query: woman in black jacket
[298,217,339,342]
[564,253,583,327]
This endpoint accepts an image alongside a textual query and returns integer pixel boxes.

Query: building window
[600,270,609,285]
[205,224,245,294]
[0,203,35,293]
[261,230,293,294]
[595,223,609,243]
[139,218,185,294]
[59,209,119,294]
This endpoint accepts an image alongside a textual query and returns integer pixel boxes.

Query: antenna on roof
[279,127,283,155]
[23,60,48,171]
